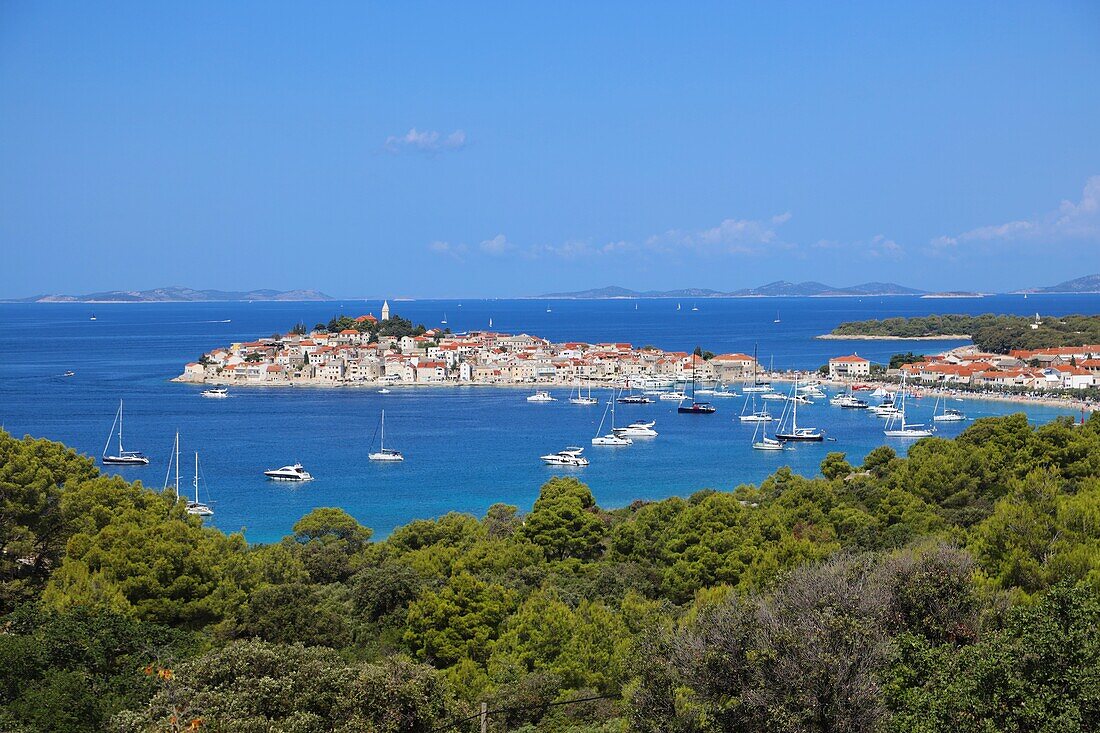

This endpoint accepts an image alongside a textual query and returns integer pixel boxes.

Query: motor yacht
[617,394,653,404]
[201,387,228,398]
[527,390,556,403]
[659,391,689,401]
[614,420,658,437]
[540,447,590,466]
[377,388,392,394]
[264,463,314,481]
[760,392,787,401]
[63,370,76,377]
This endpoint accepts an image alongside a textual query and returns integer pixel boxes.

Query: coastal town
[176,302,766,388]
[175,303,1100,397]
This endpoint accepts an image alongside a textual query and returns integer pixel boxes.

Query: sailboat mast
[791,378,798,430]
[174,432,180,498]
[380,410,385,450]
[193,452,199,503]
[118,400,125,453]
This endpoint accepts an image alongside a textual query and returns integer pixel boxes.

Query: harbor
[1,297,1093,542]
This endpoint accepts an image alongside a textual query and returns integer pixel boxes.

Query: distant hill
[1019,274,1100,294]
[540,281,924,298]
[12,287,335,303]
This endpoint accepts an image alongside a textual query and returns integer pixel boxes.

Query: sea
[1,294,1097,543]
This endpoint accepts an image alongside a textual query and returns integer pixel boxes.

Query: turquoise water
[0,295,1094,542]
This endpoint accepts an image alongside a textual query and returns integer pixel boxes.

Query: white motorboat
[798,385,826,399]
[101,399,150,465]
[201,387,228,398]
[790,394,814,404]
[264,463,314,481]
[527,390,556,403]
[742,384,772,393]
[615,420,658,437]
[540,446,590,466]
[660,391,689,401]
[377,388,392,394]
[760,391,787,401]
[830,392,869,409]
[369,410,404,462]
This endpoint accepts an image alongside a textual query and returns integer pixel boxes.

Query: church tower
[381,300,390,321]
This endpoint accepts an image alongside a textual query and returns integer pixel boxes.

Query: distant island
[540,281,925,298]
[8,286,336,303]
[919,291,985,299]
[823,313,1100,353]
[1015,273,1100,294]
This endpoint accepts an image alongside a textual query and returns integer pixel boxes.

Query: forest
[828,313,1100,353]
[1,413,1099,732]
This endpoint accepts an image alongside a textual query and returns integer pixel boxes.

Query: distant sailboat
[489,317,493,328]
[676,303,681,311]
[546,303,552,313]
[774,309,781,323]
[774,379,824,441]
[89,314,97,321]
[441,313,448,325]
[691,304,699,311]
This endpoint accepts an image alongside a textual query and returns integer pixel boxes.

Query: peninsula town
[175,302,1100,395]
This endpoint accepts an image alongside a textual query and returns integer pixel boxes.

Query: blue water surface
[0,294,1095,542]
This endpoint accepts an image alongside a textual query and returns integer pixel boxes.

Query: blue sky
[1,2,1099,297]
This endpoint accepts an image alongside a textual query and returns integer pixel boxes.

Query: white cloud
[384,128,467,154]
[645,213,792,255]
[479,234,513,255]
[868,235,904,259]
[931,175,1100,251]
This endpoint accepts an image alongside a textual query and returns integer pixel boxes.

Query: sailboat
[742,343,772,392]
[546,303,552,313]
[932,393,967,422]
[884,376,935,437]
[593,393,632,445]
[739,393,773,422]
[163,433,213,516]
[101,400,150,465]
[569,379,599,405]
[369,410,404,461]
[774,379,824,441]
[676,303,681,311]
[752,419,786,450]
[773,309,780,324]
[691,304,699,311]
[441,313,448,325]
[678,353,716,414]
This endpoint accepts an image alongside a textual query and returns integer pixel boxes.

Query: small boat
[740,394,773,422]
[760,391,787,401]
[369,410,404,462]
[884,377,936,438]
[527,390,556,403]
[934,407,967,422]
[569,380,599,405]
[592,395,632,445]
[831,394,869,409]
[932,395,967,422]
[617,391,653,404]
[62,370,76,377]
[798,384,826,398]
[614,420,658,437]
[89,314,97,321]
[742,384,772,393]
[164,432,213,516]
[377,388,392,394]
[774,380,824,441]
[201,387,228,398]
[541,446,589,466]
[773,310,780,324]
[752,420,786,451]
[678,401,716,414]
[691,304,699,311]
[441,313,448,325]
[546,304,552,313]
[678,354,717,414]
[101,400,150,465]
[659,391,689,401]
[264,463,313,481]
